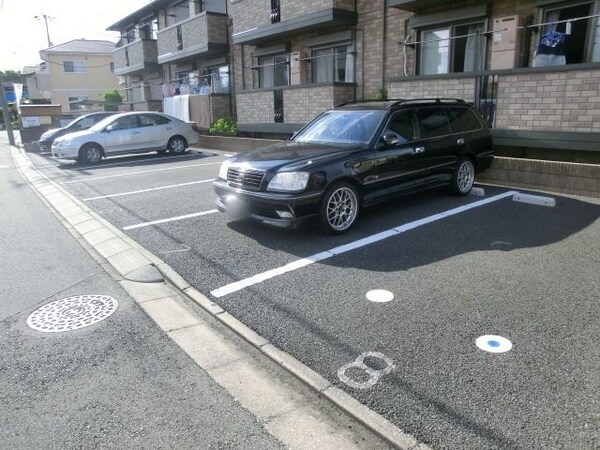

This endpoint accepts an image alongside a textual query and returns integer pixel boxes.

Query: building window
[258,54,289,88]
[64,61,86,73]
[535,2,594,66]
[419,21,486,75]
[125,29,136,43]
[110,62,115,73]
[202,65,230,93]
[311,42,355,83]
[68,96,88,111]
[172,1,189,24]
[176,25,183,50]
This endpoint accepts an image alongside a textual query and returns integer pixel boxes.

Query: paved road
[28,147,600,449]
[0,143,284,449]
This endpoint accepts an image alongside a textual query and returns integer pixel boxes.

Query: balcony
[113,40,159,76]
[231,0,357,45]
[157,12,228,65]
[387,0,482,12]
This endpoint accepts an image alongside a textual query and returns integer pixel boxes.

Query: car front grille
[227,167,265,190]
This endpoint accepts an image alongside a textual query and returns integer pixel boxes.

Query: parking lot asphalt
[30,149,600,450]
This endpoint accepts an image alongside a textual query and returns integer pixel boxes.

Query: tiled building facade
[110,0,600,156]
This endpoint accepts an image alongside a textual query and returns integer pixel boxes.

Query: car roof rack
[335,98,466,109]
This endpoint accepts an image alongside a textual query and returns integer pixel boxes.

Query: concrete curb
[10,146,431,450]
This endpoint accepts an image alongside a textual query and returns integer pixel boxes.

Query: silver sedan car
[52,112,199,163]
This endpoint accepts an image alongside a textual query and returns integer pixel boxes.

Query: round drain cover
[366,289,394,303]
[27,295,118,332]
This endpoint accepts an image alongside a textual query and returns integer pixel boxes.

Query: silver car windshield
[293,110,385,146]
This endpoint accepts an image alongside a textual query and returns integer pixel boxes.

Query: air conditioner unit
[290,51,306,85]
[491,15,519,70]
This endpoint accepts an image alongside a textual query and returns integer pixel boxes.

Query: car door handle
[414,146,425,154]
[457,138,465,145]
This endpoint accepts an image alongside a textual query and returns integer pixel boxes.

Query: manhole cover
[27,295,118,332]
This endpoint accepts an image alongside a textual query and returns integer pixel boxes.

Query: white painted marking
[83,179,214,201]
[123,209,218,230]
[338,352,395,389]
[476,335,513,353]
[211,191,518,298]
[512,193,556,207]
[491,241,512,247]
[470,187,486,197]
[366,290,394,303]
[62,161,221,184]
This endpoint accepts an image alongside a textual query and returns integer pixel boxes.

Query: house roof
[41,39,116,54]
[106,0,173,31]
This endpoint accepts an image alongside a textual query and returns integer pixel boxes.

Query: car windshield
[90,116,120,132]
[293,110,385,146]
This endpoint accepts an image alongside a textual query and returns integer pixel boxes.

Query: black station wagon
[213,99,494,234]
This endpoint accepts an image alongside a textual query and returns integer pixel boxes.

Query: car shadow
[225,187,600,273]
[37,150,218,176]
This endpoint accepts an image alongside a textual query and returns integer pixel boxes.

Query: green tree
[103,89,122,111]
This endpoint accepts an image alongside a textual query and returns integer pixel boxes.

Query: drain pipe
[381,0,387,96]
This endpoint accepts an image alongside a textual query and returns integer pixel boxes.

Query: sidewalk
[0,133,399,450]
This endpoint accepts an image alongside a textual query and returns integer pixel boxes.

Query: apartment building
[109,0,600,160]
[107,0,231,128]
[34,40,119,114]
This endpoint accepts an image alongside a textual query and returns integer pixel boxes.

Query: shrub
[209,117,237,136]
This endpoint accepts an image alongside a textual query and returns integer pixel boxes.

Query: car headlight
[267,172,310,192]
[218,159,232,180]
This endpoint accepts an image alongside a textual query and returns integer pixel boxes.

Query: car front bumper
[51,145,79,160]
[213,178,323,229]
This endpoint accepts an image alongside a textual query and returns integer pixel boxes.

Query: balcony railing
[157,12,228,65]
[112,40,158,76]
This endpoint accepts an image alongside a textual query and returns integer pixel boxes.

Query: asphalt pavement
[0,136,396,450]
[21,140,600,449]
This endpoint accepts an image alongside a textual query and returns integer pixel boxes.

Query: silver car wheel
[326,187,358,232]
[169,137,186,154]
[85,146,101,163]
[457,160,475,194]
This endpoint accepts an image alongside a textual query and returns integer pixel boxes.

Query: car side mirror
[105,124,114,132]
[381,132,399,147]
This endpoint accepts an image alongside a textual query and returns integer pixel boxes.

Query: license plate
[225,195,248,217]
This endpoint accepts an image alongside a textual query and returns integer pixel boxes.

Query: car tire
[450,158,475,196]
[78,144,103,164]
[319,181,360,234]
[167,136,187,155]
[156,149,168,155]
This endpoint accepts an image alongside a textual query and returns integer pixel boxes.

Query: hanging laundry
[533,31,566,67]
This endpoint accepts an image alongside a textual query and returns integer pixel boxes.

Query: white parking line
[62,161,221,184]
[210,191,518,298]
[123,209,219,230]
[83,179,214,201]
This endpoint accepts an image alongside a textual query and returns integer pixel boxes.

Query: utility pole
[34,13,53,47]
[0,73,16,146]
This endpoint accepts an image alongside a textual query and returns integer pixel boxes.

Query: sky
[0,0,151,71]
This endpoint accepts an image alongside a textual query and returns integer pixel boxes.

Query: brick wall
[283,85,355,123]
[356,0,384,99]
[387,77,475,100]
[211,95,232,121]
[237,91,274,123]
[496,70,600,132]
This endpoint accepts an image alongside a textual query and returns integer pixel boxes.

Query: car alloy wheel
[80,145,102,164]
[168,136,186,154]
[453,158,475,195]
[321,182,359,233]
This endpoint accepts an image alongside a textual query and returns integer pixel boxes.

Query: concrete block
[139,296,201,331]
